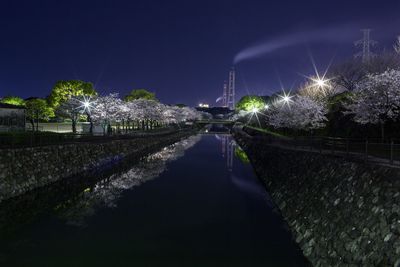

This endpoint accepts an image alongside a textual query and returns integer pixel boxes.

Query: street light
[278,91,293,106]
[311,77,329,89]
[79,96,94,114]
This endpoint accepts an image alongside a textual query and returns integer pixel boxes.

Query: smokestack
[227,67,236,110]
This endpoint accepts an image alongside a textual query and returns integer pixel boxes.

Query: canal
[0,133,308,267]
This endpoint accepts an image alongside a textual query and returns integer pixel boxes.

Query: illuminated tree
[0,96,25,106]
[394,36,400,54]
[346,69,400,140]
[124,89,157,102]
[25,98,54,131]
[236,95,265,112]
[162,106,204,125]
[56,97,82,133]
[268,95,327,130]
[71,95,96,133]
[298,77,342,103]
[115,102,133,132]
[91,94,123,135]
[163,106,180,125]
[128,99,166,129]
[48,80,97,109]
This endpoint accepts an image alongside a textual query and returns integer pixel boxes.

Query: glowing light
[264,104,269,110]
[252,107,259,113]
[278,91,293,106]
[311,77,330,89]
[78,96,95,114]
[198,103,209,108]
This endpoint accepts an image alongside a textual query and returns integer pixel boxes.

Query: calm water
[0,134,308,267]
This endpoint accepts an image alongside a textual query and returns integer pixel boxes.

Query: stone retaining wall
[0,130,194,202]
[234,129,400,267]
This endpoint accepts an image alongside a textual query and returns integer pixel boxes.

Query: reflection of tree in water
[59,135,201,227]
[234,147,250,164]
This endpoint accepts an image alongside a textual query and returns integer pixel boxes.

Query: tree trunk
[87,113,93,134]
[381,122,385,143]
[72,119,77,134]
[30,120,35,132]
[90,120,93,134]
[36,110,39,132]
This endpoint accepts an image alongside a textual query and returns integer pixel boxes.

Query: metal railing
[243,127,400,166]
[0,126,187,149]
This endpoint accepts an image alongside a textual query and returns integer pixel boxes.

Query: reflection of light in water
[60,135,201,227]
[215,134,235,172]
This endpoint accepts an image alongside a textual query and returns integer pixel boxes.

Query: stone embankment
[0,130,195,202]
[233,127,400,267]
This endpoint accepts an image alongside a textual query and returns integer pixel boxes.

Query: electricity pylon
[354,29,377,63]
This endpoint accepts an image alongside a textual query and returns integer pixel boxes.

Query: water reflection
[0,135,201,233]
[0,134,309,267]
[216,134,278,212]
[59,135,202,226]
[216,134,235,171]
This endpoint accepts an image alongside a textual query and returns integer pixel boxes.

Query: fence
[245,127,400,166]
[0,126,186,149]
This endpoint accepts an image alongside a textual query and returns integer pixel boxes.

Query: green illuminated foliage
[0,96,25,106]
[124,89,157,102]
[48,80,97,109]
[26,98,54,131]
[236,95,265,111]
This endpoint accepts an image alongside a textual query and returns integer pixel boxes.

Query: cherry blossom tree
[162,106,180,125]
[298,77,343,103]
[91,94,123,135]
[128,99,165,130]
[345,69,400,140]
[179,106,202,122]
[268,95,327,131]
[394,36,400,54]
[82,93,203,134]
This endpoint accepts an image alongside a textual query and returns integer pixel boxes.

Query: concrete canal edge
[233,127,400,267]
[0,129,196,203]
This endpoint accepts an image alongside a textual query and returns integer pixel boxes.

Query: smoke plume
[233,24,361,64]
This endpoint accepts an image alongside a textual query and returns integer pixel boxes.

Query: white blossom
[346,69,400,125]
[268,95,327,130]
[394,36,400,54]
[91,93,123,133]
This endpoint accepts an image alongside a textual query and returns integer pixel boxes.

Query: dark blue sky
[0,0,399,106]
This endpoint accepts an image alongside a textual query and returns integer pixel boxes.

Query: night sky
[0,0,399,106]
